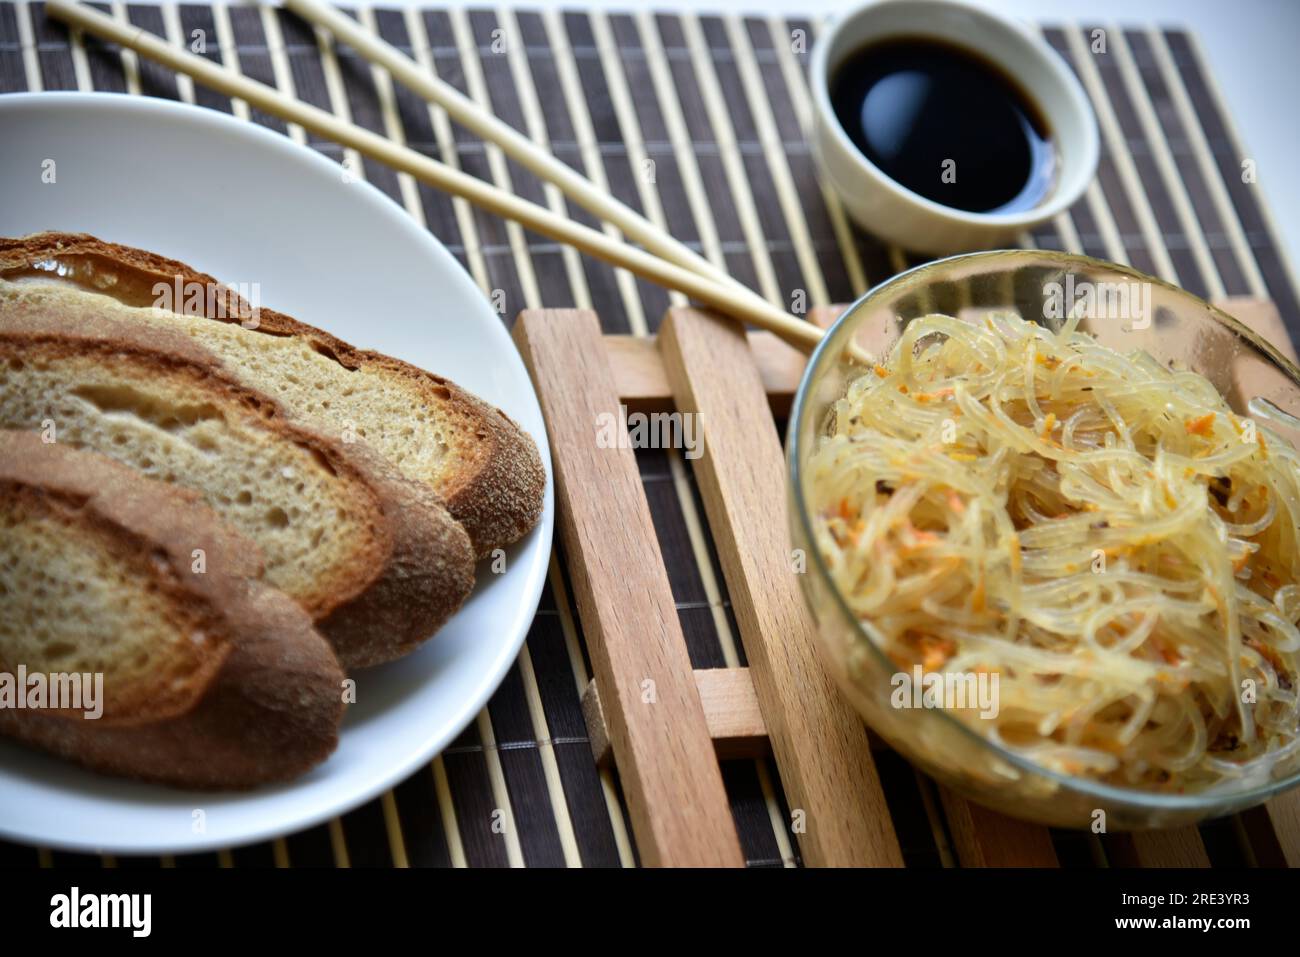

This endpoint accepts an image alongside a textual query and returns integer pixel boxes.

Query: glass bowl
[788,249,1300,829]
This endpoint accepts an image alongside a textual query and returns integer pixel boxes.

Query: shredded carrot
[915,387,955,404]
[873,364,889,378]
[1151,635,1182,665]
[912,634,956,671]
[1186,413,1216,436]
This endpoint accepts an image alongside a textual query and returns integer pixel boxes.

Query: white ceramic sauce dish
[810,0,1099,254]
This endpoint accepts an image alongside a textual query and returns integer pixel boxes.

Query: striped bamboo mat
[1,2,1298,868]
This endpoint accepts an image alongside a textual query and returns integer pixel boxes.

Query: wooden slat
[582,667,898,767]
[692,668,769,757]
[807,304,850,330]
[606,331,807,415]
[513,308,744,867]
[1107,829,1211,868]
[1241,790,1300,867]
[939,791,1060,868]
[934,786,1061,867]
[1219,295,1299,363]
[606,299,1282,414]
[658,306,904,867]
[601,666,1058,865]
[584,668,771,766]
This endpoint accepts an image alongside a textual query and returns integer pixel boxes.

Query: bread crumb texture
[0,488,223,722]
[0,343,381,619]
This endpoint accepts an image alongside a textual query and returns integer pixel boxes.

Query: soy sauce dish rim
[810,0,1100,229]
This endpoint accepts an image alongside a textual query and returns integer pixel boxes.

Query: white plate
[0,92,554,855]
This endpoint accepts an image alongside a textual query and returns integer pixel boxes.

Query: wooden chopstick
[45,0,824,354]
[284,0,759,304]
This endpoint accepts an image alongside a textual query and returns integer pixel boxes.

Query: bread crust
[0,431,344,788]
[0,232,546,557]
[0,300,476,670]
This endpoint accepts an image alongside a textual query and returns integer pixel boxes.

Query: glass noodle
[807,310,1300,792]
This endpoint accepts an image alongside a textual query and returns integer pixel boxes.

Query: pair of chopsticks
[46,0,825,354]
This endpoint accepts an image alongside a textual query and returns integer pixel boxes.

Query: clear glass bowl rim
[788,247,1300,813]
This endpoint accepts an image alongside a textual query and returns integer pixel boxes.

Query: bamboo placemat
[1,2,1298,868]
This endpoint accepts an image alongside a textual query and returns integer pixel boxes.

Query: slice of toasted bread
[0,297,475,670]
[0,232,546,558]
[0,430,344,788]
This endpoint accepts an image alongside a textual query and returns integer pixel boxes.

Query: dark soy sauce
[830,37,1056,214]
